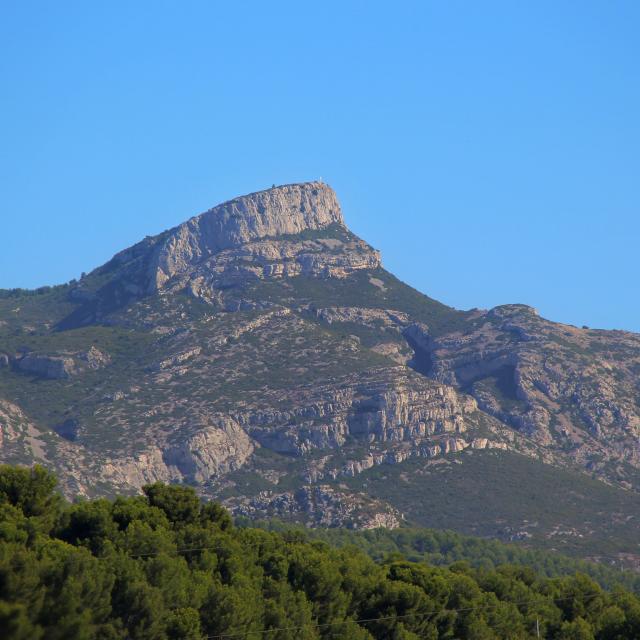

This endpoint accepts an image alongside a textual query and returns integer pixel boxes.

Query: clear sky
[1,1,638,331]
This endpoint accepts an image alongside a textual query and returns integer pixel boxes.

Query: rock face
[0,399,88,496]
[405,305,640,476]
[163,417,254,483]
[16,353,76,379]
[13,346,111,379]
[0,400,29,450]
[86,365,494,501]
[229,485,402,530]
[237,367,476,458]
[2,180,640,534]
[309,306,410,330]
[63,182,381,325]
[146,181,346,291]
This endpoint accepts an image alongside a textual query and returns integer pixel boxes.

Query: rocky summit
[1,181,640,559]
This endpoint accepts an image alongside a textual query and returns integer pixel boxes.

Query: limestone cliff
[146,181,346,291]
[404,304,640,482]
[62,182,380,326]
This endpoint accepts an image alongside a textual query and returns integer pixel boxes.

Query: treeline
[244,521,640,593]
[2,466,640,639]
[0,284,67,299]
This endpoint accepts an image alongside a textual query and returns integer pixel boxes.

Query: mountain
[1,181,639,561]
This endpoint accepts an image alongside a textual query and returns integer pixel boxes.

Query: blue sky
[1,1,638,331]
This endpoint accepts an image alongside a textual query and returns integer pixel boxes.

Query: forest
[244,520,640,593]
[1,464,640,640]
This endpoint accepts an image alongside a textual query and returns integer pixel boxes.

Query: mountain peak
[150,181,345,290]
[210,180,344,229]
[191,181,344,241]
[65,181,378,325]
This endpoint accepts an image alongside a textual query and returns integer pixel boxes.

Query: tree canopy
[1,464,640,640]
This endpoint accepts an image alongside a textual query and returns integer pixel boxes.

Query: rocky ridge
[1,181,640,542]
[405,304,640,484]
[8,346,111,380]
[63,182,380,326]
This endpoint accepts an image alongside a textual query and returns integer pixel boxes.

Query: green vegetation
[240,267,471,336]
[268,221,357,244]
[0,285,75,334]
[245,521,640,593]
[0,324,153,358]
[2,465,640,639]
[0,285,69,299]
[341,450,640,558]
[0,324,157,452]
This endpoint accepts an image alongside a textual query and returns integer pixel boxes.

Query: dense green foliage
[2,465,640,640]
[244,521,640,593]
[0,286,60,298]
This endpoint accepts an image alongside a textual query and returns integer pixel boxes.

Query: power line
[203,592,605,639]
[61,542,628,638]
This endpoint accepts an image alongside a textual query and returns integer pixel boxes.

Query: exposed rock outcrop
[98,419,254,490]
[405,304,640,474]
[308,436,508,482]
[228,484,402,530]
[12,346,110,379]
[147,181,346,291]
[236,367,478,457]
[63,183,381,324]
[99,446,181,490]
[15,353,76,379]
[163,417,254,483]
[310,306,410,330]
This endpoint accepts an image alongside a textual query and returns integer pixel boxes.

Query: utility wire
[203,591,605,639]
[80,543,631,639]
